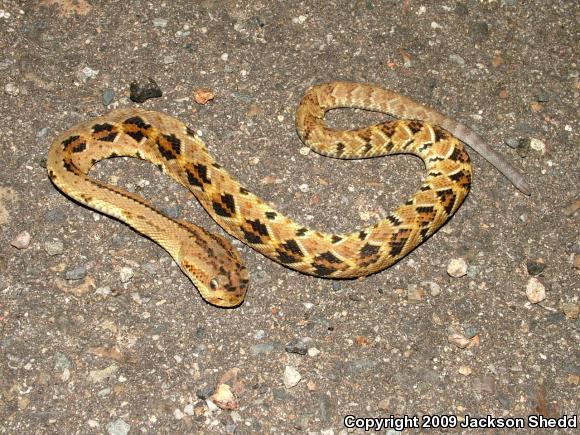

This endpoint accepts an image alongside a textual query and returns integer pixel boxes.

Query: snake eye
[209,278,220,290]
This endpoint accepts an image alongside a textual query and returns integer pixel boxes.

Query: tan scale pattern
[47,82,527,307]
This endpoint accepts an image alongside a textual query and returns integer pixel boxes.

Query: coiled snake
[47,82,530,307]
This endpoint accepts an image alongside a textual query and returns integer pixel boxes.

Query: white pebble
[206,399,219,412]
[80,66,99,80]
[11,231,30,249]
[298,183,309,193]
[120,267,134,283]
[299,146,311,156]
[184,403,194,415]
[106,418,130,435]
[95,286,112,296]
[447,258,468,277]
[530,138,546,154]
[283,365,301,388]
[292,15,307,24]
[458,365,472,376]
[173,409,184,420]
[422,281,441,296]
[4,82,19,96]
[526,277,546,304]
[220,53,229,61]
[308,347,320,357]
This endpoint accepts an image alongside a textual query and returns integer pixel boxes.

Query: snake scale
[47,82,530,307]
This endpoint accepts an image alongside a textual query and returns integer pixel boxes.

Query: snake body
[47,82,528,307]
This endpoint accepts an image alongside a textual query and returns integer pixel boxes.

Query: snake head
[178,231,249,308]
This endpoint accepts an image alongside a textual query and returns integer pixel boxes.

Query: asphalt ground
[0,1,578,434]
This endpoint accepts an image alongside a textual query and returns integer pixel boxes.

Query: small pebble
[567,241,580,254]
[285,337,309,355]
[66,265,87,281]
[54,352,71,370]
[254,329,266,340]
[152,18,168,27]
[205,399,219,412]
[470,21,490,43]
[283,366,301,388]
[95,286,112,296]
[183,403,194,416]
[252,269,270,284]
[563,200,580,217]
[448,333,471,349]
[193,88,214,104]
[106,418,130,435]
[529,138,546,154]
[79,66,99,81]
[406,285,425,303]
[196,385,214,400]
[5,82,19,96]
[319,393,332,422]
[526,257,546,276]
[422,281,441,296]
[44,239,64,256]
[89,364,118,383]
[561,302,579,320]
[44,208,65,223]
[211,383,238,410]
[308,347,321,357]
[504,137,525,148]
[294,414,310,430]
[464,325,477,339]
[298,183,309,193]
[447,258,468,277]
[11,231,31,249]
[299,146,311,156]
[449,54,465,66]
[130,78,162,103]
[292,15,307,24]
[458,365,472,376]
[36,127,50,138]
[102,88,114,105]
[250,343,275,355]
[119,267,134,283]
[525,277,546,303]
[173,409,184,420]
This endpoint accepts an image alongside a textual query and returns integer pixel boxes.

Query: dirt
[0,1,578,434]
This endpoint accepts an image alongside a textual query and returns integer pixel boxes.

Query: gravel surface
[1,1,578,434]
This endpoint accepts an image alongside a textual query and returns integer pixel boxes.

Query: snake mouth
[208,294,244,308]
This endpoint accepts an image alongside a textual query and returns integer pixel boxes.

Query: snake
[47,82,530,307]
